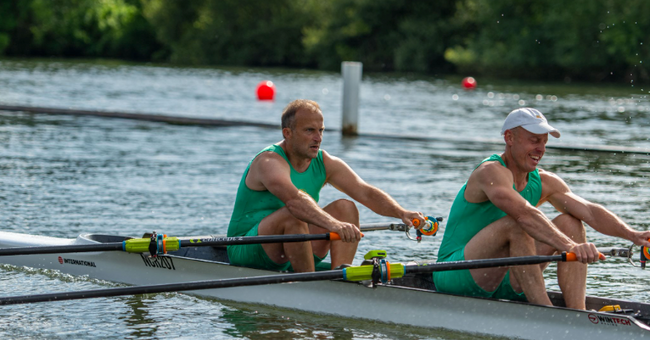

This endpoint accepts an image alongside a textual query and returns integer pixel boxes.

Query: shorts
[432,247,527,302]
[227,223,328,272]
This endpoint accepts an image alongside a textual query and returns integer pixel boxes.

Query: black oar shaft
[406,254,565,274]
[0,254,573,306]
[0,219,430,257]
[179,233,333,247]
[0,270,345,306]
[0,233,336,257]
[0,243,123,256]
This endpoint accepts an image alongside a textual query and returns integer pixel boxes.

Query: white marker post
[341,62,362,136]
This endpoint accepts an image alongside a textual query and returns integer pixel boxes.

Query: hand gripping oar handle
[564,252,607,262]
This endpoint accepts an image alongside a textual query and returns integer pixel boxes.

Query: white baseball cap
[501,108,560,138]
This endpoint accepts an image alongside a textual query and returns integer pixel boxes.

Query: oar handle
[328,232,364,241]
[565,252,607,262]
[412,216,441,236]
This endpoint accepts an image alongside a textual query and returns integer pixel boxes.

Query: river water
[0,58,649,339]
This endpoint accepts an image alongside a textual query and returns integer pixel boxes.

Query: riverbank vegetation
[1,0,648,83]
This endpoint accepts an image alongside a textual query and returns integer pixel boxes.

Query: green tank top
[437,154,542,261]
[227,145,327,237]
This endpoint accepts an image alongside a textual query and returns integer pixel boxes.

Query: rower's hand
[629,230,650,248]
[568,242,601,264]
[331,222,361,243]
[402,211,427,229]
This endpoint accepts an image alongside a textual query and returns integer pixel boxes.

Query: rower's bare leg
[310,199,360,269]
[258,207,315,272]
[536,214,587,309]
[465,216,552,306]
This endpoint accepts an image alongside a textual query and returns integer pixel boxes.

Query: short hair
[281,99,321,129]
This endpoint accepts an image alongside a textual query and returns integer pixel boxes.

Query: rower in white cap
[433,107,650,309]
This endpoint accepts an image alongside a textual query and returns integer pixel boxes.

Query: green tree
[303,0,460,72]
[0,1,34,55]
[0,0,161,60]
[445,0,650,82]
[141,0,315,66]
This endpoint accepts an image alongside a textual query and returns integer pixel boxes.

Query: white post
[341,61,362,136]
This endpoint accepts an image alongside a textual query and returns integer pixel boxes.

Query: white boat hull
[0,231,648,339]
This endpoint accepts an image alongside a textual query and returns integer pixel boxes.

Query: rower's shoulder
[251,149,288,171]
[467,161,512,192]
[538,168,569,190]
[473,160,509,177]
[538,168,562,182]
[321,149,347,168]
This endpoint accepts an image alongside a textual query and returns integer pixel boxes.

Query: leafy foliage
[0,0,648,82]
[0,0,160,59]
[446,0,650,82]
[141,0,315,66]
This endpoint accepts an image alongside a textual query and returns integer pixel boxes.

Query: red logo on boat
[588,313,631,326]
[58,256,63,264]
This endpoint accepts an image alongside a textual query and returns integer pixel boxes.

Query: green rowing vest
[227,144,327,237]
[436,154,542,261]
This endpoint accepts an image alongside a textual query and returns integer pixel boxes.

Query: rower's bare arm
[542,171,650,248]
[253,152,360,242]
[476,163,577,253]
[323,151,424,226]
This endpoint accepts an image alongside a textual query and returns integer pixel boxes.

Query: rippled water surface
[0,59,650,339]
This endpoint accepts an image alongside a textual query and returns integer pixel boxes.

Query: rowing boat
[0,230,648,339]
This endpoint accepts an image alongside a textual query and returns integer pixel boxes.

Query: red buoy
[462,77,477,90]
[256,80,276,100]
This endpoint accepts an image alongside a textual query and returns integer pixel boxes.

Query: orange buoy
[256,80,276,100]
[462,77,477,90]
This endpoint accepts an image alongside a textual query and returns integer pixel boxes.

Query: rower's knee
[283,215,310,234]
[553,214,585,242]
[325,199,359,222]
[502,216,535,245]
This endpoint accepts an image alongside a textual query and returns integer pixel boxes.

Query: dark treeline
[1,0,648,83]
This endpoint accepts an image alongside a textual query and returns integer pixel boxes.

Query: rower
[226,99,426,272]
[433,108,650,310]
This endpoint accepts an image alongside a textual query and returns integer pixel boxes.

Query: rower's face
[508,127,548,172]
[287,109,324,159]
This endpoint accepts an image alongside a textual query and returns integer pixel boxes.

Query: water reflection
[218,300,497,340]
[120,296,158,339]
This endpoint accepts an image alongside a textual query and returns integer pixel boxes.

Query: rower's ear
[503,129,515,145]
[282,127,292,139]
